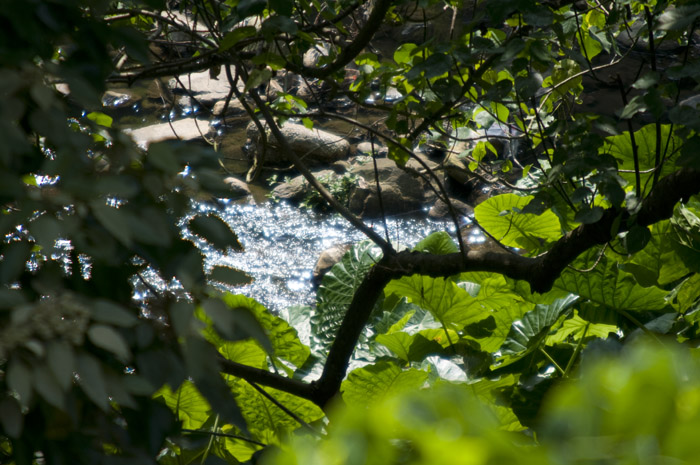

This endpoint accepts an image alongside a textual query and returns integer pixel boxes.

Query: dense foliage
[2,0,700,464]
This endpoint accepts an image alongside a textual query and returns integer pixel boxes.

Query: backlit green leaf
[555,248,668,311]
[341,361,428,406]
[474,193,562,251]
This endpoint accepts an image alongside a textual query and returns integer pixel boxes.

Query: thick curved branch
[215,167,700,408]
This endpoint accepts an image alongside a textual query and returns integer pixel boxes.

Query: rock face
[313,243,352,285]
[428,197,473,221]
[348,158,432,218]
[125,118,212,148]
[246,121,350,165]
[270,169,335,202]
[223,176,252,197]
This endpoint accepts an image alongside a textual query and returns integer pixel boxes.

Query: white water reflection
[189,201,460,313]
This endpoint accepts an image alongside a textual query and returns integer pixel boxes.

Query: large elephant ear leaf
[413,231,459,255]
[313,241,382,344]
[474,193,562,252]
[555,248,668,312]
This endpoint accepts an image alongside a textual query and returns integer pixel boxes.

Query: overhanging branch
[216,167,700,408]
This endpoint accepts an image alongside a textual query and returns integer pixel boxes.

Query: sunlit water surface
[187,201,460,313]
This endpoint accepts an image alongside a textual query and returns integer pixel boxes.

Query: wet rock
[356,141,388,156]
[348,158,430,218]
[212,98,246,117]
[428,197,473,221]
[270,169,335,201]
[102,90,138,109]
[313,243,352,285]
[444,153,473,185]
[169,66,243,108]
[246,121,350,165]
[223,176,252,197]
[124,117,212,148]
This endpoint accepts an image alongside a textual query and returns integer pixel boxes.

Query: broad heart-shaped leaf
[156,380,211,430]
[412,231,459,255]
[500,294,579,357]
[315,241,382,343]
[341,361,428,407]
[188,214,243,251]
[476,300,535,353]
[222,294,310,368]
[545,310,618,345]
[627,220,691,286]
[183,335,247,431]
[232,382,324,443]
[474,193,562,252]
[385,274,489,332]
[218,339,268,371]
[375,332,445,363]
[601,124,681,195]
[554,248,668,311]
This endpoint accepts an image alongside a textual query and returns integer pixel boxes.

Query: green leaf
[202,298,271,351]
[500,295,577,356]
[315,241,382,342]
[88,324,131,362]
[156,380,211,430]
[219,26,258,52]
[0,397,23,438]
[629,220,690,286]
[474,193,562,251]
[555,248,668,311]
[218,339,267,370]
[602,124,681,195]
[77,353,110,411]
[148,141,182,175]
[624,224,652,254]
[393,43,417,65]
[47,340,75,391]
[183,336,247,430]
[86,111,113,128]
[574,206,604,224]
[209,266,253,287]
[222,294,309,368]
[269,0,293,16]
[32,365,65,409]
[659,5,700,31]
[90,200,132,246]
[189,214,243,251]
[341,361,428,406]
[244,68,273,91]
[385,275,488,331]
[7,359,33,408]
[375,332,444,363]
[90,300,138,327]
[0,241,30,284]
[412,231,459,255]
[233,382,324,442]
[545,310,618,344]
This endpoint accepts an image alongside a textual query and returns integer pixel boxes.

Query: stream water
[104,80,481,314]
[190,200,456,313]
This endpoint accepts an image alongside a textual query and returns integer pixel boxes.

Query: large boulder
[125,117,212,148]
[246,121,350,165]
[270,169,335,202]
[348,158,433,218]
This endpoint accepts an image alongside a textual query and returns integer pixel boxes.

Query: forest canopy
[2,0,700,464]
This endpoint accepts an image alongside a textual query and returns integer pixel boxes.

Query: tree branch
[215,167,700,408]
